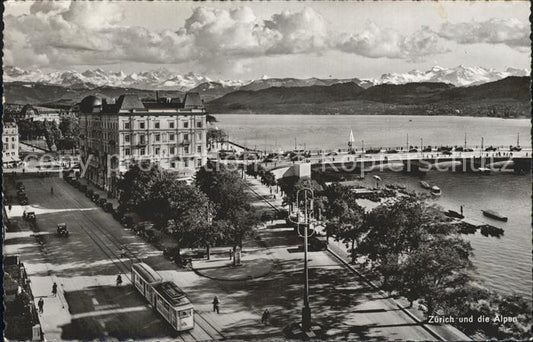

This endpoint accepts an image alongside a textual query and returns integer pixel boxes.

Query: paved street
[4,173,469,341]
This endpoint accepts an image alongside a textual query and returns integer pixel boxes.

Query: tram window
[180,309,192,317]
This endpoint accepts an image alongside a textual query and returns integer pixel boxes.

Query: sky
[3,1,530,80]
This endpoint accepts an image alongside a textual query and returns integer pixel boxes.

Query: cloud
[437,18,529,48]
[336,22,448,60]
[4,4,523,70]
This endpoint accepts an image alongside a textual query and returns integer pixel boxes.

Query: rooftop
[132,262,163,284]
[80,92,205,114]
[152,281,191,307]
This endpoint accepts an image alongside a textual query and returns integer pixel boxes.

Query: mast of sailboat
[517,132,520,147]
[348,129,355,149]
[464,133,467,149]
[406,133,409,150]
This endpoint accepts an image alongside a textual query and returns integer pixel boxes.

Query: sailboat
[348,130,355,148]
[511,133,522,151]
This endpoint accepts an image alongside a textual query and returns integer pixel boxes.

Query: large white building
[79,92,208,195]
[2,122,20,167]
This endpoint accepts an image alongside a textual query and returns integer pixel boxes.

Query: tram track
[55,179,225,341]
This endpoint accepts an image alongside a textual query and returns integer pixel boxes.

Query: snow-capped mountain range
[3,65,529,91]
[376,65,529,87]
[3,66,246,91]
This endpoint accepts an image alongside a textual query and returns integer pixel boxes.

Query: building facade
[2,122,20,167]
[79,93,208,195]
[18,105,61,123]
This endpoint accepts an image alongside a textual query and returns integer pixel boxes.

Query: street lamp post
[288,187,315,332]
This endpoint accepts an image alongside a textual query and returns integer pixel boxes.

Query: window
[169,134,175,141]
[125,148,131,155]
[3,143,8,150]
[169,122,175,129]
[185,160,189,167]
[184,134,189,141]
[197,145,202,153]
[140,135,146,144]
[155,134,161,142]
[139,122,145,129]
[140,147,146,155]
[11,137,15,142]
[171,162,176,168]
[125,134,130,143]
[124,122,130,129]
[197,132,202,140]
[184,146,190,154]
[183,122,189,128]
[154,121,160,129]
[155,147,160,155]
[12,144,15,149]
[196,121,202,128]
[170,147,175,155]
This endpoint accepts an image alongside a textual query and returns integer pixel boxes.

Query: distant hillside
[239,77,373,91]
[207,76,531,117]
[189,82,240,103]
[209,82,365,110]
[4,82,184,107]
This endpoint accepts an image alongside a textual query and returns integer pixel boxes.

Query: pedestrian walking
[116,274,123,286]
[212,296,220,314]
[261,309,270,325]
[52,282,58,297]
[229,249,233,260]
[8,203,12,211]
[38,298,44,313]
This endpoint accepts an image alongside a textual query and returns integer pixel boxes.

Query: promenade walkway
[243,174,472,341]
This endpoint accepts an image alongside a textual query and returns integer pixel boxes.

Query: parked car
[121,215,135,228]
[113,210,125,221]
[92,194,100,203]
[409,148,418,153]
[57,223,69,237]
[103,202,114,213]
[485,146,497,152]
[422,147,433,152]
[442,150,453,155]
[385,149,399,154]
[25,211,36,222]
[97,198,106,207]
[18,194,28,205]
[86,189,94,198]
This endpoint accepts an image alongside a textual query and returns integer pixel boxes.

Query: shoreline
[209,112,530,119]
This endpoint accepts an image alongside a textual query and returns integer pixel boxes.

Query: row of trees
[319,183,531,340]
[117,162,258,264]
[15,116,79,151]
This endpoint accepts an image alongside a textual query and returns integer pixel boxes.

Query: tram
[131,262,195,331]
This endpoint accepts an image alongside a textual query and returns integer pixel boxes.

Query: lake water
[215,114,530,151]
[217,114,532,298]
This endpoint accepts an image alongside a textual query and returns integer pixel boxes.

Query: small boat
[420,181,431,189]
[431,186,441,196]
[478,167,491,174]
[445,210,464,219]
[482,210,508,222]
